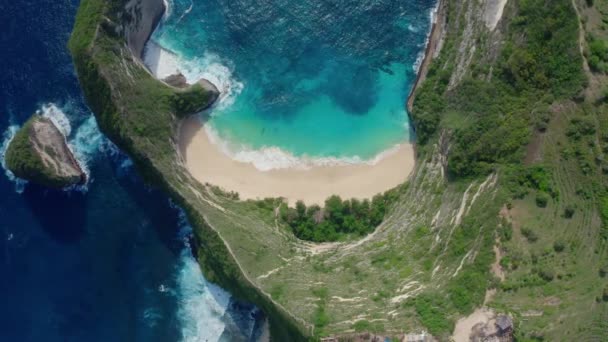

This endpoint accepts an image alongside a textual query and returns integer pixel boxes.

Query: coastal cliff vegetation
[279,186,406,242]
[67,0,608,340]
[412,0,585,178]
[5,116,84,188]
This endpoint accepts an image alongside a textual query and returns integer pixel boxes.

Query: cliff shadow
[22,183,87,243]
[108,157,186,256]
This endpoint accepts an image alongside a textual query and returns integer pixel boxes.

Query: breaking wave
[143,41,243,110]
[1,124,28,193]
[173,209,232,342]
[204,124,404,171]
[1,103,108,192]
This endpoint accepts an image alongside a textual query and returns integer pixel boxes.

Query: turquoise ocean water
[149,0,437,168]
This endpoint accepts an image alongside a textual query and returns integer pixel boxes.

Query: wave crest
[205,124,403,172]
[2,103,107,193]
[1,124,28,193]
[143,42,243,110]
[40,103,71,136]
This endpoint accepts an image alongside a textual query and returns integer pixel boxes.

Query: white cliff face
[124,0,166,58]
[483,0,508,31]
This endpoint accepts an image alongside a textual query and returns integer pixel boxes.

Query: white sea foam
[174,211,232,342]
[204,124,404,172]
[143,41,244,110]
[412,3,440,73]
[40,103,108,191]
[176,0,194,23]
[1,124,28,193]
[68,114,107,191]
[163,0,172,19]
[4,103,107,192]
[40,103,71,137]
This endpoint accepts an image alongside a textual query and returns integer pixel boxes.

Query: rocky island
[67,0,608,340]
[5,115,85,188]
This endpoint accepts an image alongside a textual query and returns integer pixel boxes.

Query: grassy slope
[68,0,607,340]
[487,1,608,340]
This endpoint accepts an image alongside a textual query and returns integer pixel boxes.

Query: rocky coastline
[125,0,220,103]
[407,0,447,113]
[5,115,86,188]
[67,0,475,340]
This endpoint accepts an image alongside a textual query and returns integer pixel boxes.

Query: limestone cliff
[68,0,599,340]
[5,115,85,188]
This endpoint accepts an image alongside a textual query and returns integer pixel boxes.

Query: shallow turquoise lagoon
[150,0,437,166]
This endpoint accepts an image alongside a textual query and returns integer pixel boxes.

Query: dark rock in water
[4,115,86,188]
[197,79,221,106]
[163,73,189,88]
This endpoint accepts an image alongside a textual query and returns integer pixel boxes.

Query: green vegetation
[68,0,608,339]
[170,84,217,118]
[69,1,308,340]
[586,34,608,73]
[412,0,585,178]
[5,116,74,188]
[504,164,558,199]
[279,185,406,242]
[413,294,452,336]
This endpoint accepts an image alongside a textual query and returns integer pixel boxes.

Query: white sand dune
[179,116,416,206]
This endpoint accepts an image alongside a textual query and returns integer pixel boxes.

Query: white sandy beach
[179,116,416,205]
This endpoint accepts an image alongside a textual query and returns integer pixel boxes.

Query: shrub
[538,268,555,282]
[535,192,550,208]
[353,320,372,332]
[500,223,513,241]
[413,295,452,335]
[279,190,401,242]
[553,240,566,252]
[564,206,575,218]
[521,227,539,242]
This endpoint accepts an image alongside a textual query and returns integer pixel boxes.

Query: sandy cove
[179,116,415,206]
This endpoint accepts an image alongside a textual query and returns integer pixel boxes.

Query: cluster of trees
[412,0,585,179]
[586,34,608,73]
[279,192,398,242]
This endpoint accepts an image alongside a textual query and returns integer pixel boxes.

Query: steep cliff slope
[68,0,607,340]
[5,115,85,188]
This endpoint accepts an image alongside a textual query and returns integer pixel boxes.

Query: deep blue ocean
[0,1,263,341]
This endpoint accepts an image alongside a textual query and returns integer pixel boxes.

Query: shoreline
[144,2,449,205]
[179,116,415,205]
[407,0,446,112]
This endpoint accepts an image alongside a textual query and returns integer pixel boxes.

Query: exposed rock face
[124,0,165,59]
[126,0,220,112]
[5,116,85,188]
[164,74,220,107]
[163,73,188,88]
